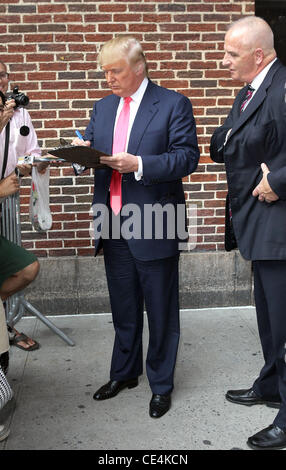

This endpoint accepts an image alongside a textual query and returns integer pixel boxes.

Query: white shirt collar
[250,57,277,92]
[122,76,149,105]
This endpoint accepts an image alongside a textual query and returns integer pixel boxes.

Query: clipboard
[48,144,110,169]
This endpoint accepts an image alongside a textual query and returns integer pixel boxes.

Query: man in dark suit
[72,36,199,418]
[210,16,286,449]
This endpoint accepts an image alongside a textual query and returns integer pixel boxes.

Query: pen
[75,130,84,140]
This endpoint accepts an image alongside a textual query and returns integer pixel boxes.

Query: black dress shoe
[149,394,171,418]
[247,425,286,450]
[93,378,138,400]
[226,388,281,409]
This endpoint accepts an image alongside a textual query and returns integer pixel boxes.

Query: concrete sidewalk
[0,307,279,450]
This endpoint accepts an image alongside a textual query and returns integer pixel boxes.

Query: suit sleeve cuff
[134,156,143,181]
[267,170,286,200]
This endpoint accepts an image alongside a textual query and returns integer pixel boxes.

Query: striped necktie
[240,85,255,113]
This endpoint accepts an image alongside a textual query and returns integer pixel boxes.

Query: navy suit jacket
[84,79,199,261]
[210,59,286,260]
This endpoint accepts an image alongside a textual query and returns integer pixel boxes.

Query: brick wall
[0,0,255,257]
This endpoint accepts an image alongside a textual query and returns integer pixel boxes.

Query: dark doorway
[255,1,286,65]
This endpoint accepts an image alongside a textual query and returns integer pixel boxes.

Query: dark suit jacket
[84,80,200,261]
[210,59,286,260]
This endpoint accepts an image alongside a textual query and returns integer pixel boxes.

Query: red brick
[129,4,155,12]
[160,42,187,51]
[77,248,95,256]
[99,4,127,12]
[55,34,84,42]
[68,25,95,33]
[45,120,73,128]
[23,15,51,23]
[129,24,157,32]
[143,14,171,22]
[114,14,142,22]
[54,14,80,22]
[84,14,112,22]
[28,72,57,81]
[58,91,86,99]
[64,239,90,248]
[8,45,36,53]
[36,241,62,249]
[24,34,53,42]
[38,5,67,13]
[188,23,216,31]
[0,15,20,23]
[28,92,57,100]
[98,24,127,32]
[40,63,67,71]
[42,81,69,90]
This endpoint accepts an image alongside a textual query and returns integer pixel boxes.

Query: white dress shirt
[114,76,149,180]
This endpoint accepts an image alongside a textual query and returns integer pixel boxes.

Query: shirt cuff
[134,156,143,181]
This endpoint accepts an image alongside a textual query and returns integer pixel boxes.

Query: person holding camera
[0,61,41,178]
[0,61,41,352]
[0,91,41,443]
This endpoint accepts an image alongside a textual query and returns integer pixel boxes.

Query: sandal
[8,328,40,352]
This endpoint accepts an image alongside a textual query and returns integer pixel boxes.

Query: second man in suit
[72,36,199,418]
[210,16,286,449]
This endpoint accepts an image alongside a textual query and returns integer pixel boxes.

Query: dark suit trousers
[252,260,286,430]
[102,236,180,396]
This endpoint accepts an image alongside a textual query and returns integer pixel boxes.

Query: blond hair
[98,35,148,75]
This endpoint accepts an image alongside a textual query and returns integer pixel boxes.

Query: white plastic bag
[29,166,52,231]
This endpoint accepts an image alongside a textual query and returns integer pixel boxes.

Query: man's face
[102,58,142,97]
[0,63,9,95]
[223,31,257,83]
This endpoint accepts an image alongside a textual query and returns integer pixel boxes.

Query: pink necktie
[110,96,132,215]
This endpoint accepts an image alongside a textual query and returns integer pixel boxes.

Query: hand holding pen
[71,130,89,176]
[72,130,91,147]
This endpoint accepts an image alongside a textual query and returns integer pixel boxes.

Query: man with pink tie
[73,36,199,418]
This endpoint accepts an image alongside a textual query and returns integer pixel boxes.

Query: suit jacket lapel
[127,81,159,155]
[105,94,120,155]
[228,59,282,142]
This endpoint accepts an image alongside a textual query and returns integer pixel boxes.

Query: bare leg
[0,260,40,351]
[0,260,39,302]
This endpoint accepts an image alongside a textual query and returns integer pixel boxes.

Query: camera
[6,86,29,109]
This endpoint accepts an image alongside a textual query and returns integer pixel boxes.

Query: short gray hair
[227,16,275,56]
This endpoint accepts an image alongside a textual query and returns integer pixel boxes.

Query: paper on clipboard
[48,145,110,169]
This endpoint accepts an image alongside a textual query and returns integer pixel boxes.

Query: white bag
[29,166,52,231]
[0,366,13,411]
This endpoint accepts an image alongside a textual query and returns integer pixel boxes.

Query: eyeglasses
[0,72,9,80]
